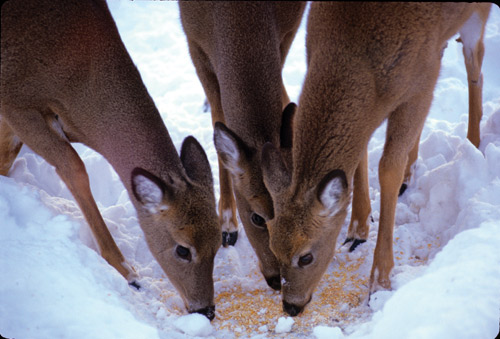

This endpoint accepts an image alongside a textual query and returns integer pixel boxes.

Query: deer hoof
[222,231,238,247]
[349,239,366,252]
[343,237,354,246]
[343,237,366,252]
[399,183,408,196]
[128,280,141,290]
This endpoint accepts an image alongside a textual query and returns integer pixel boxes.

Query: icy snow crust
[1,2,500,338]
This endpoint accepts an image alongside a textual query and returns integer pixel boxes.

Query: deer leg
[345,149,370,251]
[188,42,239,246]
[2,109,137,283]
[458,19,486,148]
[400,130,421,196]
[371,94,432,292]
[0,117,23,176]
[218,161,239,247]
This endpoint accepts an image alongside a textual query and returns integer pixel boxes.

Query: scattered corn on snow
[1,2,500,339]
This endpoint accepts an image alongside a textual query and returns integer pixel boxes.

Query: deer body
[262,2,491,316]
[179,1,305,289]
[1,0,221,319]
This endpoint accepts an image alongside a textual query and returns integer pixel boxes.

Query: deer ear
[261,142,291,195]
[317,169,348,216]
[214,122,249,177]
[131,167,173,214]
[180,136,214,189]
[280,102,296,149]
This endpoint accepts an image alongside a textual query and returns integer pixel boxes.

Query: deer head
[260,121,352,316]
[131,137,221,319]
[213,103,296,290]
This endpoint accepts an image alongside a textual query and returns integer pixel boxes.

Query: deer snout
[283,300,304,317]
[282,294,312,317]
[265,275,282,291]
[191,305,216,321]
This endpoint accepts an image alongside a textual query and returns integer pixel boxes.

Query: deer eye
[251,213,266,228]
[176,245,192,262]
[298,253,313,267]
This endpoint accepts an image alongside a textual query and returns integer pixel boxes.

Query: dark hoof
[343,238,367,252]
[193,305,216,321]
[349,239,366,252]
[129,280,141,290]
[399,183,408,196]
[265,275,281,291]
[343,237,354,246]
[222,231,238,247]
[283,300,303,317]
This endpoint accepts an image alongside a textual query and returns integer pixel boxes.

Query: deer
[1,0,221,320]
[179,1,306,290]
[260,2,491,316]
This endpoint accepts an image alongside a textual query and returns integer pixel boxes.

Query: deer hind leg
[3,108,137,283]
[188,42,239,246]
[345,149,371,251]
[459,10,488,148]
[371,93,432,293]
[0,117,23,176]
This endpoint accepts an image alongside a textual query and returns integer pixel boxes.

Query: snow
[314,326,344,339]
[1,2,500,339]
[173,313,214,337]
[274,317,295,334]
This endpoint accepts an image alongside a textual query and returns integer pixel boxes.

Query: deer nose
[283,300,303,317]
[193,305,216,321]
[265,275,281,290]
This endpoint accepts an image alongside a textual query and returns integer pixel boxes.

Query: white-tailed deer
[1,0,221,320]
[179,2,305,289]
[261,3,491,316]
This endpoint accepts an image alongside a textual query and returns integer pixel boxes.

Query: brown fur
[261,2,491,315]
[1,0,221,318]
[179,1,305,286]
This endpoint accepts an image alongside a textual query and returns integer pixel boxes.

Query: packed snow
[1,2,499,338]
[275,317,295,334]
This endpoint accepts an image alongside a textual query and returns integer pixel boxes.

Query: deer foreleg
[345,149,371,251]
[371,94,432,293]
[2,108,137,283]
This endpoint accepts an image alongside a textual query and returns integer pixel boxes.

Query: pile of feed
[211,251,371,337]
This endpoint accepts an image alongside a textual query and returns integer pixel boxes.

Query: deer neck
[67,53,185,198]
[213,16,284,150]
[290,61,382,195]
